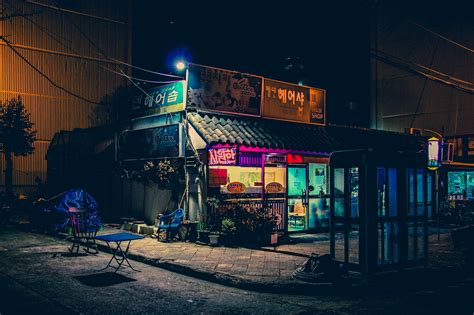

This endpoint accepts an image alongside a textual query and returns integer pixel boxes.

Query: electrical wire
[117,68,152,100]
[409,21,474,54]
[371,49,474,94]
[102,66,181,84]
[409,38,440,128]
[0,36,100,104]
[108,57,184,79]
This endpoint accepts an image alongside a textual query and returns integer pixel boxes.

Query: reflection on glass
[288,167,307,196]
[408,168,415,216]
[288,198,306,231]
[309,163,327,196]
[309,198,329,228]
[350,168,359,217]
[388,168,397,216]
[377,167,386,217]
[417,169,425,215]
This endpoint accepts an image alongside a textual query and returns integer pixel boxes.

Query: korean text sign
[208,147,237,165]
[262,79,325,125]
[187,64,262,116]
[132,81,185,118]
[120,124,183,160]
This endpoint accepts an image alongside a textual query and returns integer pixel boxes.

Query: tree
[0,96,36,200]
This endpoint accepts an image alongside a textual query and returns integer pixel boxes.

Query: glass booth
[330,149,429,274]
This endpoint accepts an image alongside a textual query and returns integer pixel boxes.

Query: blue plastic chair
[156,208,184,242]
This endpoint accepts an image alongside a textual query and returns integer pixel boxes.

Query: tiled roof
[188,111,424,153]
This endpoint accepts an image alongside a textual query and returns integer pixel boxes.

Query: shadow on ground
[73,272,136,287]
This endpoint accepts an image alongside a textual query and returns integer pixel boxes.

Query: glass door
[287,165,308,232]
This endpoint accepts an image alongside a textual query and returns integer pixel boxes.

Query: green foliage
[0,96,36,156]
[221,218,236,234]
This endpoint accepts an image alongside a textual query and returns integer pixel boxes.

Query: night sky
[132,1,373,126]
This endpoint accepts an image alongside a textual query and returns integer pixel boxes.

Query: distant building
[0,0,132,194]
[370,5,473,136]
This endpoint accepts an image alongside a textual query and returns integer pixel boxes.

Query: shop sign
[187,63,262,117]
[227,182,246,193]
[208,147,237,165]
[262,79,325,125]
[427,137,441,170]
[266,182,283,193]
[132,81,185,118]
[119,124,183,160]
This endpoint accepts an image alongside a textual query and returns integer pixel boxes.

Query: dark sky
[132,1,372,126]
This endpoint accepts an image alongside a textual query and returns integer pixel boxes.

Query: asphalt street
[0,229,473,314]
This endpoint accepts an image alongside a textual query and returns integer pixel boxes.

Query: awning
[187,111,423,153]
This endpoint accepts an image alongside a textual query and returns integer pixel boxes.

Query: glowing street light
[175,60,186,71]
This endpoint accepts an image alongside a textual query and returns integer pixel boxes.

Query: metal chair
[156,208,184,242]
[68,207,100,254]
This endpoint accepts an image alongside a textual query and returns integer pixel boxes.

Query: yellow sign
[227,182,246,193]
[265,182,283,193]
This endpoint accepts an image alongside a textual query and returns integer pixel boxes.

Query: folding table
[94,232,144,272]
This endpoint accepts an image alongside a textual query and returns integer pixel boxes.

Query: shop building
[110,63,428,235]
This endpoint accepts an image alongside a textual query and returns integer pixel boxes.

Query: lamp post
[408,127,443,241]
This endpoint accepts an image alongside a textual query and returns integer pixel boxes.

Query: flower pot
[208,233,220,246]
[270,231,278,245]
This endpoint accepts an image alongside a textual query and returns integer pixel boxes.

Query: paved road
[0,229,473,314]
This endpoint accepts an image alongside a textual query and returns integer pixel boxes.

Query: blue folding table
[94,232,145,272]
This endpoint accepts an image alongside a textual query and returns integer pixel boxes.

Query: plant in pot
[221,217,237,246]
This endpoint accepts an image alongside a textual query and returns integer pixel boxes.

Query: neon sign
[208,147,237,165]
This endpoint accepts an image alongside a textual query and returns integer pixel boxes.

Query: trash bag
[33,189,102,231]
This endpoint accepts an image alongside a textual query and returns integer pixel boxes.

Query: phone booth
[329,149,429,274]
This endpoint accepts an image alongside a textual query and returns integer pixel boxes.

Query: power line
[409,21,474,54]
[108,57,184,79]
[0,36,100,104]
[410,38,440,128]
[102,66,181,84]
[56,2,183,80]
[371,49,474,94]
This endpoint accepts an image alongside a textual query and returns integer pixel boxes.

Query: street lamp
[175,60,186,72]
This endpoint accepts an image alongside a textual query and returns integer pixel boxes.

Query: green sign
[132,81,185,118]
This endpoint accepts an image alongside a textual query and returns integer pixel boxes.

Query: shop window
[309,163,328,196]
[264,167,286,194]
[209,166,262,197]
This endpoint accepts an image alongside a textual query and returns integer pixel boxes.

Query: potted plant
[221,218,237,245]
[208,231,221,246]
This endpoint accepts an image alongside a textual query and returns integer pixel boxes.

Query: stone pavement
[91,226,331,291]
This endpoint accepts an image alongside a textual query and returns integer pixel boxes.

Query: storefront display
[448,171,474,201]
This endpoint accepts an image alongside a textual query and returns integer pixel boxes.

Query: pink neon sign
[208,147,237,165]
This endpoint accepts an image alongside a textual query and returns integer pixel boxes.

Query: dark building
[0,0,132,195]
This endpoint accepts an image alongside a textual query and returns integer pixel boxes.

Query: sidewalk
[5,219,472,296]
[91,226,331,293]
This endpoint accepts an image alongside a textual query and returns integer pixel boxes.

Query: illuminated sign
[187,64,262,116]
[227,182,246,193]
[262,79,326,125]
[427,137,441,170]
[132,81,185,118]
[265,182,283,193]
[208,147,237,165]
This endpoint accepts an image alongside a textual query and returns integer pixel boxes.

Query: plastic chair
[156,208,184,242]
[68,207,100,254]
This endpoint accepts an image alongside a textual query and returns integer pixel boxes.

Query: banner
[132,81,185,118]
[120,124,183,160]
[262,79,325,125]
[187,63,262,116]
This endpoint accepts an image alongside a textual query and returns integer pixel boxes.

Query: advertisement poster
[131,81,185,118]
[187,63,262,116]
[448,171,466,200]
[120,124,183,160]
[262,79,325,125]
